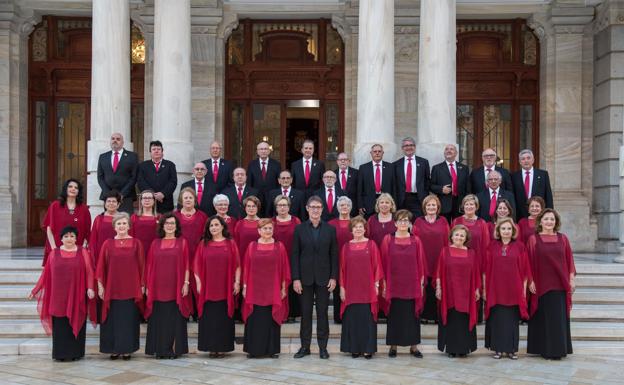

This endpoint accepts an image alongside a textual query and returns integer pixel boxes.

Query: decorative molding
[217,12,239,40]
[593,0,624,35]
[527,14,550,42]
[331,14,351,41]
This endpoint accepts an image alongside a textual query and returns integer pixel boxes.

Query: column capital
[331,14,351,41]
[594,0,624,35]
[217,12,238,40]
[548,4,595,32]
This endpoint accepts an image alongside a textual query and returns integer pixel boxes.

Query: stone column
[353,0,396,166]
[416,0,456,166]
[87,0,131,210]
[152,0,193,184]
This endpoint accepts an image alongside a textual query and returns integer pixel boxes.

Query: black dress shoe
[364,354,373,360]
[319,349,330,359]
[351,353,360,358]
[388,348,397,358]
[110,354,119,360]
[122,355,131,361]
[293,347,311,358]
[410,349,423,358]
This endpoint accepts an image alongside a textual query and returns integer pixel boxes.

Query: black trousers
[299,283,330,349]
[402,193,423,218]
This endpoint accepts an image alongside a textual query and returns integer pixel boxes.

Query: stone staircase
[1,252,623,356]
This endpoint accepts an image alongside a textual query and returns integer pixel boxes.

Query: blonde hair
[177,187,197,207]
[421,194,441,215]
[374,193,397,214]
[494,217,518,240]
[461,194,480,211]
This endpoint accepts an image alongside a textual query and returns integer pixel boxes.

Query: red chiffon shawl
[174,210,208,262]
[96,238,145,322]
[380,235,427,317]
[527,233,576,317]
[223,216,238,237]
[242,242,291,325]
[193,239,240,318]
[42,200,92,266]
[130,214,160,254]
[145,238,192,319]
[484,240,532,320]
[31,247,96,337]
[366,215,397,248]
[412,216,450,277]
[436,247,481,331]
[452,216,490,273]
[272,216,301,255]
[328,218,354,253]
[339,240,384,321]
[517,218,536,245]
[234,219,260,267]
[89,214,116,266]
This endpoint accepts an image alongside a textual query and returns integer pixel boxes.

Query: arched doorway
[225,19,344,170]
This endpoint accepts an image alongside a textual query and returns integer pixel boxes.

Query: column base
[0,186,25,248]
[554,191,597,252]
[352,141,398,168]
[416,142,457,167]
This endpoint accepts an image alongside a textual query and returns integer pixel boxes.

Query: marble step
[0,286,32,301]
[573,288,624,304]
[0,272,40,285]
[574,275,624,288]
[575,264,624,275]
[0,260,43,271]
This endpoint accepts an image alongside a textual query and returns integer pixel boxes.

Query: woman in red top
[130,190,160,254]
[96,213,145,360]
[234,196,262,262]
[484,218,532,360]
[487,199,521,242]
[213,194,237,236]
[194,215,241,358]
[272,195,301,323]
[90,190,121,267]
[527,209,576,360]
[145,213,191,359]
[517,196,545,245]
[340,216,384,359]
[436,225,480,357]
[328,196,354,323]
[242,219,291,358]
[42,178,91,266]
[30,226,96,361]
[412,194,449,323]
[381,210,426,358]
[366,193,397,248]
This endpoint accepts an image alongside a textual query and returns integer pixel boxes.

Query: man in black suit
[357,144,395,218]
[202,141,234,194]
[430,144,469,221]
[335,152,358,217]
[136,140,178,213]
[393,137,430,217]
[247,141,281,211]
[96,132,138,214]
[180,162,214,216]
[291,196,338,360]
[265,170,305,219]
[313,170,344,221]
[512,149,554,219]
[291,139,325,198]
[476,170,516,222]
[468,148,513,195]
[221,167,259,219]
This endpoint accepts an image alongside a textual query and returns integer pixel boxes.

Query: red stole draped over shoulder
[96,238,145,322]
[339,240,384,321]
[130,214,160,254]
[272,216,301,255]
[234,219,260,267]
[193,239,240,318]
[412,216,450,277]
[436,246,480,331]
[89,215,116,266]
[527,233,576,317]
[380,235,426,318]
[145,238,191,319]
[32,247,96,337]
[242,242,291,325]
[452,216,490,273]
[484,240,532,320]
[366,215,397,248]
[42,201,91,266]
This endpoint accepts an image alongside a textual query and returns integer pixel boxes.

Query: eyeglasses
[276,203,290,207]
[164,221,177,225]
[193,168,207,171]
[308,206,323,210]
[337,158,349,161]
[396,219,411,224]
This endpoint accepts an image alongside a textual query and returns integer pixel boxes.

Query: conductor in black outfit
[96,132,138,214]
[136,140,177,213]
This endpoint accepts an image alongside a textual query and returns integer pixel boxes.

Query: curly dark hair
[58,178,84,206]
[202,215,231,244]
[157,213,181,238]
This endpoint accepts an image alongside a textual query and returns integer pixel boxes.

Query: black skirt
[527,290,573,359]
[52,317,86,360]
[145,300,189,357]
[485,305,520,353]
[420,278,438,322]
[340,304,377,354]
[99,299,141,355]
[198,300,235,353]
[288,284,301,318]
[386,298,421,346]
[333,285,342,322]
[437,308,477,355]
[243,305,281,357]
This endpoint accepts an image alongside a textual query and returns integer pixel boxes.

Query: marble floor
[0,351,622,385]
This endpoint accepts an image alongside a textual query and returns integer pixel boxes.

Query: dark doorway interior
[286,118,319,169]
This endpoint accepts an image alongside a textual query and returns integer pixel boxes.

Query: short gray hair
[519,149,534,158]
[213,193,229,206]
[401,137,416,146]
[336,196,353,209]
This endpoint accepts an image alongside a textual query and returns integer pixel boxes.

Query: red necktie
[405,157,413,193]
[485,168,492,189]
[154,162,160,172]
[261,161,267,179]
[449,163,458,196]
[197,181,203,205]
[237,187,243,202]
[327,188,333,211]
[113,151,119,172]
[213,160,219,183]
[304,160,311,186]
[489,190,497,218]
[524,170,531,199]
[341,170,347,190]
[374,163,381,193]
[283,189,288,197]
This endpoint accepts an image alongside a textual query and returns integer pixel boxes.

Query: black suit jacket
[393,156,430,208]
[357,161,395,216]
[335,167,358,216]
[476,188,517,222]
[136,159,178,213]
[291,220,338,286]
[313,186,345,221]
[291,158,325,198]
[430,161,469,215]
[468,166,513,195]
[180,178,215,216]
[221,184,260,219]
[97,149,139,200]
[511,168,554,219]
[202,158,235,193]
[265,187,305,219]
[247,157,282,210]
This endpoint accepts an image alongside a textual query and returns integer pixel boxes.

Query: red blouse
[130,214,160,254]
[412,216,450,277]
[234,219,260,267]
[452,216,490,273]
[89,214,116,266]
[272,216,301,255]
[366,215,397,248]
[42,200,91,266]
[517,217,536,245]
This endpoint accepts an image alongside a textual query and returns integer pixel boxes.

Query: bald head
[110,133,124,151]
